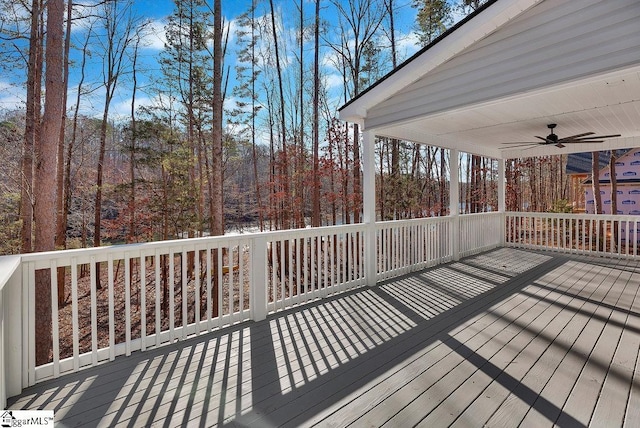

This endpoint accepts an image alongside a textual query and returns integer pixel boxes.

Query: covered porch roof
[339,0,640,160]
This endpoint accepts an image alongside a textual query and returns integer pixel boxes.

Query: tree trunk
[592,151,603,250]
[211,0,224,237]
[439,148,446,216]
[311,0,321,227]
[210,0,224,317]
[34,0,65,366]
[592,151,602,215]
[610,151,618,250]
[128,36,139,244]
[609,151,618,216]
[21,0,43,254]
[54,0,72,307]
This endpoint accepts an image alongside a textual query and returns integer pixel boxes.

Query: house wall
[584,185,640,216]
[584,149,640,242]
[584,149,640,215]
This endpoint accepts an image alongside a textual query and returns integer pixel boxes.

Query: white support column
[498,158,506,246]
[362,130,377,286]
[449,149,460,261]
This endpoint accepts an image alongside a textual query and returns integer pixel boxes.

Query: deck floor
[8,248,640,427]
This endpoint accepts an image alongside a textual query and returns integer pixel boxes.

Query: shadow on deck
[8,248,640,427]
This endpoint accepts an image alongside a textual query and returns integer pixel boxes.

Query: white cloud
[141,19,167,51]
[0,81,25,112]
[323,73,344,92]
[395,31,421,61]
[108,94,162,121]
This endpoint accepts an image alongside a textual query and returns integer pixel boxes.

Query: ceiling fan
[501,124,621,149]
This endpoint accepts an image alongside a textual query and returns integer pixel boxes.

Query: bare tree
[20,0,43,253]
[592,151,602,215]
[328,0,384,223]
[34,0,65,366]
[55,0,72,253]
[609,151,618,216]
[211,0,224,236]
[311,0,321,227]
[93,0,137,287]
[268,0,290,229]
[64,19,93,251]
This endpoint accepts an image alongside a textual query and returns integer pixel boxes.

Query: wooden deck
[8,248,640,427]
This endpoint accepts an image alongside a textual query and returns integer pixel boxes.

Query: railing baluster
[90,257,98,365]
[27,262,35,386]
[229,245,235,319]
[633,221,639,256]
[194,249,200,335]
[154,250,161,347]
[50,260,59,378]
[71,259,79,371]
[217,245,223,323]
[140,255,146,351]
[239,241,245,318]
[206,247,212,331]
[288,239,294,302]
[125,254,131,356]
[181,248,187,339]
[108,255,115,361]
[169,250,175,342]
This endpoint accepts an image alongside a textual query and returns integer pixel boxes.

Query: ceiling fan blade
[557,132,594,141]
[562,140,604,144]
[567,134,621,141]
[555,143,566,148]
[499,143,539,149]
[534,135,551,142]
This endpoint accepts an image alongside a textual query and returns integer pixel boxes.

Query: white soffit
[376,66,640,159]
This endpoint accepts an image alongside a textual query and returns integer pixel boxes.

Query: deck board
[7,248,640,427]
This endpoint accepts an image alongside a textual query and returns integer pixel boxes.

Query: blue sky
[0,0,421,123]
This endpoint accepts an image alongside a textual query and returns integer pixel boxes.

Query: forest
[0,0,577,260]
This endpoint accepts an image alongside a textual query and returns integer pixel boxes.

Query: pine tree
[34,0,64,366]
[232,1,264,230]
[412,0,452,46]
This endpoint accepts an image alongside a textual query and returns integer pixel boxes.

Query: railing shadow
[9,248,603,427]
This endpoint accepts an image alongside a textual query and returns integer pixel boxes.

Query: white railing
[376,217,453,281]
[506,212,640,258]
[265,224,368,311]
[16,235,259,388]
[459,212,503,258]
[1,213,506,406]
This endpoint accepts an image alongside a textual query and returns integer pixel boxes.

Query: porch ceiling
[339,0,640,160]
[370,66,640,160]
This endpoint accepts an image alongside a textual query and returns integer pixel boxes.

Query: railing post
[250,235,268,321]
[1,256,23,407]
